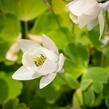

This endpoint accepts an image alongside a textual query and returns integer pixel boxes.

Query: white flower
[12,35,65,89]
[66,0,109,39]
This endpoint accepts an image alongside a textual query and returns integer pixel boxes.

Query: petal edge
[18,39,39,52]
[39,73,57,89]
[12,66,36,80]
[42,34,58,54]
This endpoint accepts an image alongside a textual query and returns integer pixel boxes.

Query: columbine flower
[66,0,109,39]
[12,35,65,89]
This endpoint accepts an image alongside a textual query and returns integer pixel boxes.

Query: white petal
[78,14,95,28]
[38,59,58,75]
[39,73,57,89]
[66,0,86,16]
[12,66,38,80]
[69,13,78,24]
[18,39,40,52]
[6,42,19,61]
[32,72,42,78]
[87,19,98,30]
[83,0,100,16]
[22,52,37,71]
[41,47,58,62]
[24,47,44,57]
[98,11,104,40]
[42,34,58,54]
[66,0,101,18]
[102,1,109,11]
[57,53,65,72]
[28,34,42,44]
[22,47,43,72]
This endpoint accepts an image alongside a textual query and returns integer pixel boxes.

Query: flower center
[33,54,46,66]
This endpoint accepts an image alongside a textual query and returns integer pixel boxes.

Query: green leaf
[0,14,20,61]
[73,25,91,46]
[30,94,49,109]
[80,79,93,91]
[64,59,84,79]
[93,95,103,107]
[31,11,59,34]
[51,0,66,14]
[64,43,89,67]
[88,27,101,49]
[16,103,29,109]
[0,72,23,101]
[83,88,95,106]
[3,99,19,109]
[52,76,66,91]
[6,76,23,100]
[32,18,71,48]
[91,50,102,66]
[103,81,109,98]
[0,0,48,21]
[0,78,8,104]
[57,12,71,29]
[31,11,72,49]
[87,67,109,83]
[81,67,109,94]
[93,82,103,93]
[0,41,10,61]
[65,73,80,89]
[73,89,83,107]
[3,99,29,109]
[47,27,71,49]
[37,85,61,104]
[105,98,109,109]
[0,14,20,41]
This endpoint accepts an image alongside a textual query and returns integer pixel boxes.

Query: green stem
[82,91,87,109]
[21,21,28,39]
[101,53,105,67]
[105,11,109,31]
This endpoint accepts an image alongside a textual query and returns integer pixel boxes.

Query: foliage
[0,0,109,109]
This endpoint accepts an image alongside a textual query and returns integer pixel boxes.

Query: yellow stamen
[33,54,46,66]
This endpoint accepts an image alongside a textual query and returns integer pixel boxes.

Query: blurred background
[0,0,109,109]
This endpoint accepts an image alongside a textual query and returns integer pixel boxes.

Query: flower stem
[21,21,28,39]
[101,53,105,66]
[105,11,109,31]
